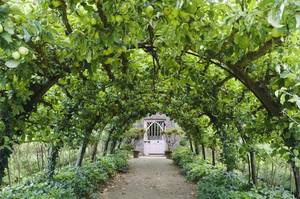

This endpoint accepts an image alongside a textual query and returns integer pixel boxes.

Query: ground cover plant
[0,150,129,199]
[172,147,295,199]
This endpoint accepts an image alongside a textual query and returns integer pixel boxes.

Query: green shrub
[249,186,295,199]
[0,179,76,199]
[54,163,109,198]
[197,171,247,199]
[106,151,129,172]
[179,138,188,146]
[0,150,129,199]
[172,147,295,199]
[172,146,195,168]
[184,158,218,182]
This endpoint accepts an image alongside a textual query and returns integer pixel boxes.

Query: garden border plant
[172,146,295,199]
[0,150,130,199]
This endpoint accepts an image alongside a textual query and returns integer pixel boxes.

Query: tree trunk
[257,160,260,181]
[103,133,112,156]
[220,130,236,172]
[291,161,300,199]
[187,134,194,153]
[7,162,11,187]
[41,145,45,169]
[0,145,11,185]
[290,167,293,193]
[249,150,257,186]
[36,148,40,170]
[117,138,123,149]
[76,115,101,166]
[191,136,200,155]
[0,107,13,186]
[76,135,89,167]
[46,145,60,179]
[211,147,216,166]
[16,147,21,183]
[221,130,227,166]
[110,139,117,154]
[201,144,206,160]
[194,140,199,155]
[91,143,98,162]
[247,153,251,185]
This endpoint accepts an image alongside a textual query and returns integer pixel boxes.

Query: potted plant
[126,128,145,158]
[163,128,183,159]
[133,150,140,158]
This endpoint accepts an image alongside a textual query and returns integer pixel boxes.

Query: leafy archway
[0,0,300,198]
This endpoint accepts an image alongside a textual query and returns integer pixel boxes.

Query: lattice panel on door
[146,122,165,140]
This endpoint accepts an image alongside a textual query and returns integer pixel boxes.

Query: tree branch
[231,37,283,68]
[102,64,115,81]
[185,50,236,77]
[41,99,54,108]
[19,74,61,118]
[96,0,110,29]
[57,83,73,99]
[120,52,128,74]
[58,0,73,35]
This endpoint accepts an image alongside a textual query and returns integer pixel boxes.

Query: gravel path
[98,156,196,199]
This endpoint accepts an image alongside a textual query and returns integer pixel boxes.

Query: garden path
[98,156,196,199]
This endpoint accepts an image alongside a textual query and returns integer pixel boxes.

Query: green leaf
[293,149,299,157]
[275,65,281,74]
[275,90,280,97]
[295,158,300,168]
[267,10,284,28]
[5,60,20,68]
[86,50,92,63]
[1,32,12,43]
[294,130,300,141]
[4,26,14,35]
[296,15,300,29]
[104,58,114,64]
[23,27,31,42]
[297,100,300,109]
[280,93,286,104]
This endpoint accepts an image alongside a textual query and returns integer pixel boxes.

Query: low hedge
[172,147,295,199]
[0,150,130,199]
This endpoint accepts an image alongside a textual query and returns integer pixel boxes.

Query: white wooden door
[144,121,166,155]
[144,140,166,155]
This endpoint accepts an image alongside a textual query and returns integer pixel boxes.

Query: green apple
[18,46,29,55]
[145,5,154,17]
[52,0,62,8]
[163,7,171,16]
[78,6,87,16]
[271,28,283,38]
[120,3,129,14]
[115,15,123,23]
[0,24,3,33]
[12,51,21,60]
[90,18,97,25]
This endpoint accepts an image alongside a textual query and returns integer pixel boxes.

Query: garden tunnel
[0,0,300,198]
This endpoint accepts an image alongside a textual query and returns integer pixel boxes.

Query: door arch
[146,122,164,140]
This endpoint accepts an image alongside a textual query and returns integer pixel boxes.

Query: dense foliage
[0,0,300,198]
[172,147,295,199]
[0,150,129,199]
